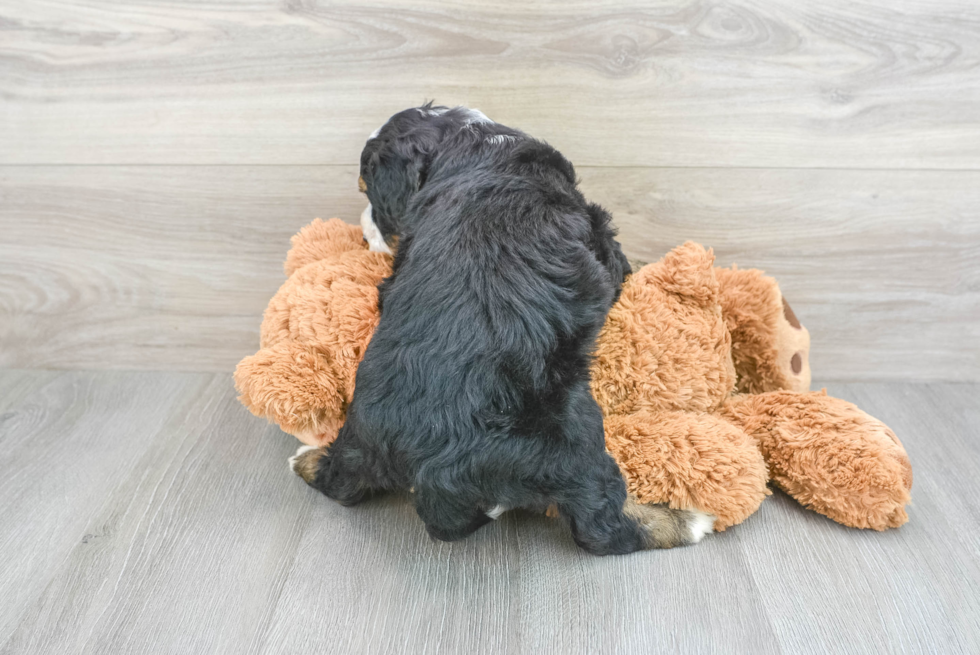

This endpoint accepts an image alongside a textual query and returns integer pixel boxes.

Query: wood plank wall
[1,0,978,380]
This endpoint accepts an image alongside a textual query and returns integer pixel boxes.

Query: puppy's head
[358,103,492,252]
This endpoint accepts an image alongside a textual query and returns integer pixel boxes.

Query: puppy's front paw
[288,445,323,484]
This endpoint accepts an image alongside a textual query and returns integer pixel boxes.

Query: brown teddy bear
[236,218,912,532]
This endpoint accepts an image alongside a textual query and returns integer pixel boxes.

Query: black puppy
[290,104,712,555]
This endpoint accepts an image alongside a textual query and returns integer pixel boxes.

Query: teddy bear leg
[603,411,770,531]
[289,428,379,506]
[722,391,913,530]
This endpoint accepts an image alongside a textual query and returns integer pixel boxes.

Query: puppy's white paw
[687,510,715,543]
[289,445,319,475]
[486,505,507,520]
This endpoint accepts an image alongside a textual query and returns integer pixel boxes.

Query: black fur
[303,104,692,555]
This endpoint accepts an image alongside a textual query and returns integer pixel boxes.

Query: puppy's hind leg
[553,386,713,554]
[288,429,377,506]
[557,453,713,555]
[413,484,493,542]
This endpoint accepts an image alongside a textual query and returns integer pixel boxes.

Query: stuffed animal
[236,218,912,531]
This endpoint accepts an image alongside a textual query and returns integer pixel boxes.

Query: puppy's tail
[623,496,715,549]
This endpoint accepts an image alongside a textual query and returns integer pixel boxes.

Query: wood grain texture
[3,377,313,655]
[2,165,977,379]
[0,370,214,647]
[1,0,979,167]
[0,165,353,372]
[737,379,980,655]
[579,167,980,382]
[0,371,977,654]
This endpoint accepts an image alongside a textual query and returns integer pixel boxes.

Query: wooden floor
[0,369,976,654]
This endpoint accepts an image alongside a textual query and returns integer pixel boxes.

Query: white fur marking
[368,125,382,139]
[486,134,515,145]
[360,202,392,254]
[486,505,506,520]
[460,107,492,124]
[688,510,715,543]
[288,444,318,474]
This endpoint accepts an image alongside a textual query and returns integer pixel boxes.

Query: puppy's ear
[586,202,631,301]
[366,148,422,236]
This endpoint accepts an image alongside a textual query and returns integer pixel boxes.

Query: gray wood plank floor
[0,369,976,655]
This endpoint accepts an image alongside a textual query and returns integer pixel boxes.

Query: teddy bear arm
[234,342,349,448]
[714,266,811,394]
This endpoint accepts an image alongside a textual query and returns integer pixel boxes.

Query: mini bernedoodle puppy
[290,103,713,555]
